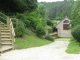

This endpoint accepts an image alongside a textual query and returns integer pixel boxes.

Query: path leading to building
[0,40,80,60]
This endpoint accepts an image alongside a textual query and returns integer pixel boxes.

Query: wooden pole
[7,17,10,28]
[0,30,1,55]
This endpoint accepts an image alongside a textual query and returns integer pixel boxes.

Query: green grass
[52,20,60,23]
[55,38,71,41]
[26,28,36,36]
[15,35,52,49]
[46,25,52,29]
[66,40,80,54]
[52,20,60,26]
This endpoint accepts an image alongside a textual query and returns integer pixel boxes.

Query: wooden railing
[10,18,18,28]
[0,12,7,53]
[0,12,7,24]
[9,18,15,49]
[0,12,16,49]
[0,30,1,54]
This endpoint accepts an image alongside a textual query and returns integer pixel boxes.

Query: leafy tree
[70,0,80,43]
[38,4,46,18]
[40,1,74,20]
[38,4,46,26]
[71,25,80,42]
[0,0,37,14]
[46,20,53,26]
[70,0,80,28]
[15,21,26,37]
[36,24,46,37]
[16,10,39,29]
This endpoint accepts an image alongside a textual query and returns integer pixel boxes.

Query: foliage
[52,27,57,32]
[45,35,54,41]
[71,25,80,42]
[38,4,46,26]
[16,10,39,29]
[38,4,46,18]
[0,0,37,14]
[36,24,46,37]
[65,0,80,54]
[40,1,74,20]
[46,20,53,26]
[16,5,47,36]
[70,1,80,28]
[15,21,26,37]
[66,40,80,54]
[15,34,52,49]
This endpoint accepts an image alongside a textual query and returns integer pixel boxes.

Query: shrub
[45,35,54,41]
[52,27,57,32]
[15,21,26,37]
[71,25,80,42]
[47,20,53,26]
[36,24,46,37]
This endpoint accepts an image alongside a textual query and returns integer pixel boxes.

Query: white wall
[56,17,72,37]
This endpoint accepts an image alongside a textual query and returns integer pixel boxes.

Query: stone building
[56,17,72,37]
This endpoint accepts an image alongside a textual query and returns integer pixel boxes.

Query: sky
[38,0,64,2]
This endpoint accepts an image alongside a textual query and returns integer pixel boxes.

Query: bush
[52,27,57,32]
[15,21,26,37]
[36,24,46,37]
[71,25,80,42]
[16,11,39,29]
[47,20,53,26]
[45,35,54,41]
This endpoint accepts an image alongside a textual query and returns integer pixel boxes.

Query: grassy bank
[66,40,80,54]
[15,35,52,49]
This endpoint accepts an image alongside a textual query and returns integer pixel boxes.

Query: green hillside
[15,29,52,49]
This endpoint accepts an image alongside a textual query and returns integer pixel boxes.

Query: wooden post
[0,30,2,55]
[7,17,10,28]
[10,19,15,50]
[16,19,18,28]
[12,35,14,49]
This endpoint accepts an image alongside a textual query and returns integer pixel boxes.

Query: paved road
[0,41,80,60]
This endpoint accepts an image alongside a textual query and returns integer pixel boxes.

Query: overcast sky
[38,0,64,2]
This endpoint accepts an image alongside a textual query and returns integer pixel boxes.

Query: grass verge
[66,40,80,54]
[15,34,52,49]
[55,38,71,41]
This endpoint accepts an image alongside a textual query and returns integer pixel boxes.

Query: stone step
[1,34,10,37]
[1,40,12,43]
[1,30,10,32]
[1,37,11,39]
[1,39,12,41]
[0,46,12,52]
[1,33,10,35]
[1,43,12,45]
[1,36,10,38]
[0,28,9,30]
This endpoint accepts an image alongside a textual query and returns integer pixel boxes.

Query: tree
[70,0,80,43]
[71,25,80,42]
[38,4,46,18]
[36,24,45,37]
[15,21,26,37]
[16,10,39,29]
[70,0,80,27]
[0,0,37,14]
[38,4,46,26]
[40,1,73,20]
